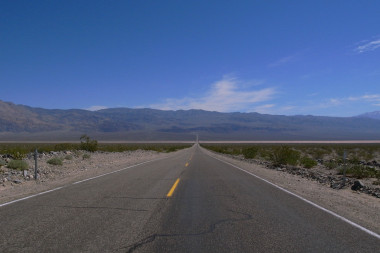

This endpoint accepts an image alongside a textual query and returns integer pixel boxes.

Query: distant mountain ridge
[357,111,380,120]
[1,100,380,141]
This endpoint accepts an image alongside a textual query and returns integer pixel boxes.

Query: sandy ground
[0,150,173,204]
[202,147,380,235]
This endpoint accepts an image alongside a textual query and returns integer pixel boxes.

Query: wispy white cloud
[317,94,380,109]
[149,77,276,112]
[270,94,380,116]
[85,105,108,111]
[328,98,343,106]
[249,104,298,115]
[268,55,296,67]
[281,105,297,111]
[355,39,380,53]
[347,94,380,103]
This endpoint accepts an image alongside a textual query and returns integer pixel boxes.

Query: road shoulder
[0,150,181,205]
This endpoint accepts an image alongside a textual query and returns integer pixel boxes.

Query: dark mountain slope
[1,100,380,140]
[357,111,380,120]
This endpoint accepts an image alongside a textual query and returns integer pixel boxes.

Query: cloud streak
[348,94,380,102]
[319,94,380,109]
[355,39,380,53]
[149,77,276,112]
[86,105,108,111]
[262,94,380,117]
[268,55,296,67]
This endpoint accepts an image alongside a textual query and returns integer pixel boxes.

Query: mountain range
[357,111,380,120]
[1,100,380,141]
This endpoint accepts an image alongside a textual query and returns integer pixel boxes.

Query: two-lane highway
[0,145,379,252]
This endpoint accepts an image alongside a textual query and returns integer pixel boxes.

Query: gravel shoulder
[0,150,178,205]
[202,147,380,235]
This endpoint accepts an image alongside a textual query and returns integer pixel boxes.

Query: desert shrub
[73,150,82,157]
[202,145,226,154]
[270,146,300,166]
[98,144,137,152]
[82,154,91,159]
[219,147,232,154]
[309,148,330,160]
[339,165,379,179]
[80,135,98,152]
[352,146,377,161]
[230,147,243,155]
[325,160,338,170]
[242,147,259,159]
[300,156,318,168]
[47,157,63,166]
[54,143,79,151]
[348,156,360,165]
[363,152,375,161]
[8,160,28,170]
[0,159,7,166]
[6,147,28,159]
[335,147,345,157]
[258,148,272,160]
[64,155,73,160]
[164,146,181,153]
[204,145,243,155]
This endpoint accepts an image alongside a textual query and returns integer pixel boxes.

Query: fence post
[34,149,38,180]
[342,150,347,187]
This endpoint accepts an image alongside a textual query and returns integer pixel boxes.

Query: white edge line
[207,152,380,240]
[0,187,63,207]
[72,159,160,185]
[0,156,168,208]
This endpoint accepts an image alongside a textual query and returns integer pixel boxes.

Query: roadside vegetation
[0,140,191,158]
[7,160,29,170]
[80,135,98,152]
[201,143,380,185]
[0,159,6,166]
[0,140,193,193]
[0,136,191,171]
[82,154,91,160]
[47,157,63,166]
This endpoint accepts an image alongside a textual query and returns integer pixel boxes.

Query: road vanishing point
[1,145,379,252]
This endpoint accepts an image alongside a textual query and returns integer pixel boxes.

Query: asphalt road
[0,145,379,252]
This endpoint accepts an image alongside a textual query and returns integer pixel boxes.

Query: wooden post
[342,150,347,186]
[34,149,38,180]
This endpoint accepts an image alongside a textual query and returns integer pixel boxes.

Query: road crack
[44,205,148,212]
[120,210,252,253]
[105,196,167,200]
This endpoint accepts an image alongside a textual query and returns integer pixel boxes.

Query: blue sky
[1,1,379,116]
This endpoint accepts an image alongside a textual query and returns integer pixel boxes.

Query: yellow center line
[167,178,180,197]
[185,162,189,167]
